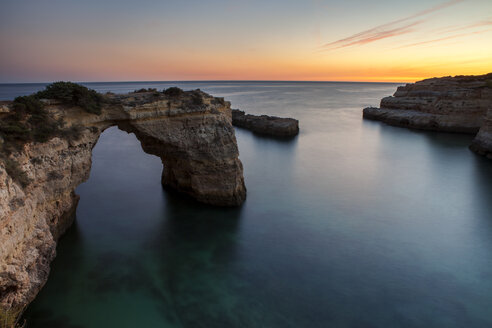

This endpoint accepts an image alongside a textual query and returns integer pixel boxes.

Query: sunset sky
[1,0,491,83]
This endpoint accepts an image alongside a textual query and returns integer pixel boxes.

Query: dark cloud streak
[321,0,464,50]
[330,21,422,50]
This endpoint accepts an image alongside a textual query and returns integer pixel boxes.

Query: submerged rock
[0,86,246,310]
[363,73,492,158]
[231,109,299,137]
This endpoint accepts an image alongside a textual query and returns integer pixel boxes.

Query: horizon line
[0,79,410,85]
[2,73,489,85]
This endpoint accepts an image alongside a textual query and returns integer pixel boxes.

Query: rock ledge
[363,73,492,158]
[232,109,299,137]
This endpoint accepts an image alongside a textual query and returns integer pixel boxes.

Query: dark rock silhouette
[232,109,299,137]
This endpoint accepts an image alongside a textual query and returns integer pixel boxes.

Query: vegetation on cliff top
[35,82,104,114]
[0,82,98,152]
[191,92,204,106]
[162,87,206,107]
[163,87,184,98]
[134,87,207,105]
[0,82,98,188]
[0,307,25,328]
[134,88,157,93]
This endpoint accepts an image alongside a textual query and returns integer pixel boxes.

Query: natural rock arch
[116,116,245,206]
[0,89,246,310]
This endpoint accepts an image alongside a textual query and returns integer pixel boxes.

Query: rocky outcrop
[231,109,299,137]
[0,89,246,310]
[116,93,246,206]
[470,107,492,159]
[0,128,100,311]
[363,73,492,157]
[362,106,482,133]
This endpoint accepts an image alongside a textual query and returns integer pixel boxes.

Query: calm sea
[1,82,492,328]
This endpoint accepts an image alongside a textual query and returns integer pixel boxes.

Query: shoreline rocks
[363,73,492,158]
[231,109,299,137]
[363,107,481,134]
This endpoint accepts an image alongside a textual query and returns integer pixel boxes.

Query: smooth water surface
[2,82,491,327]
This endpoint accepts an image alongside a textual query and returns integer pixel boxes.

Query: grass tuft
[0,307,25,328]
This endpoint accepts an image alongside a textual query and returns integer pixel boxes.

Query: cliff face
[115,92,246,206]
[363,74,492,158]
[0,129,100,310]
[470,107,492,158]
[0,89,246,310]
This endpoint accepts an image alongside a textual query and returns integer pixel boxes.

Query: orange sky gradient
[1,0,491,83]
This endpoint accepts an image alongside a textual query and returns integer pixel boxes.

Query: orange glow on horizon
[1,0,491,83]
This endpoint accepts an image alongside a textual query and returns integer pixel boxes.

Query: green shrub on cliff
[0,307,25,328]
[134,88,157,93]
[0,95,62,150]
[0,120,31,144]
[163,87,184,98]
[0,82,103,154]
[191,92,204,106]
[12,95,45,115]
[35,81,103,114]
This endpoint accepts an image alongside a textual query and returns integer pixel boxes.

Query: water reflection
[234,125,300,143]
[471,156,492,219]
[148,191,245,327]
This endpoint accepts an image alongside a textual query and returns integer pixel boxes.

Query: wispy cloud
[328,20,423,50]
[321,0,464,50]
[395,28,492,49]
[437,19,492,34]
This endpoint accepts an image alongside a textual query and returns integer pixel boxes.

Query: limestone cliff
[0,128,100,310]
[470,107,492,159]
[363,73,492,158]
[0,87,246,310]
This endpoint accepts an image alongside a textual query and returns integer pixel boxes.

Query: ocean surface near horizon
[1,81,492,327]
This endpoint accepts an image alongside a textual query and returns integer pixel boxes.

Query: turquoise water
[2,82,492,327]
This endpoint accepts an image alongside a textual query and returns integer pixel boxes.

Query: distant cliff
[363,73,492,158]
[0,84,246,311]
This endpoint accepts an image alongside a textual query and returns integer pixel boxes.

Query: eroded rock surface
[363,73,492,157]
[0,89,246,310]
[0,129,100,310]
[232,109,299,137]
[470,107,492,159]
